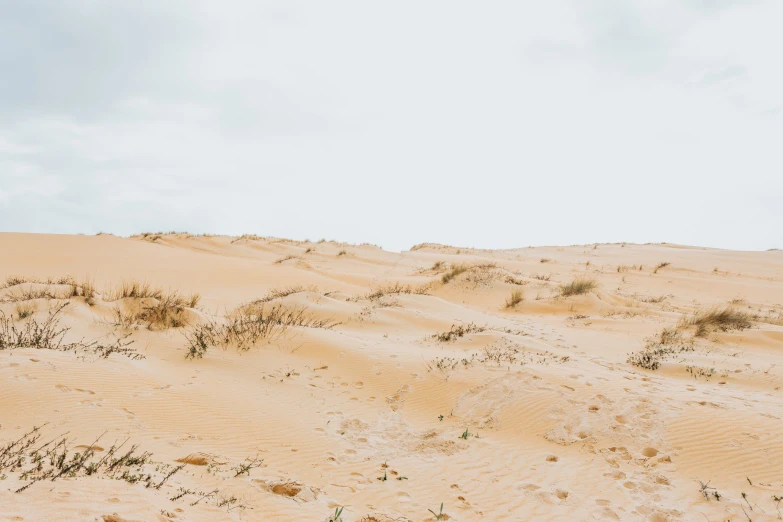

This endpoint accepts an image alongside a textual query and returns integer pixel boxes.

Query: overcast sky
[1,1,781,251]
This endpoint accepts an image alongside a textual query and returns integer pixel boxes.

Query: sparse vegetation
[274,255,301,264]
[337,249,347,256]
[185,304,338,359]
[105,280,164,301]
[14,302,37,320]
[441,264,468,284]
[681,306,752,337]
[1,303,140,359]
[433,323,485,342]
[653,262,671,274]
[108,292,199,331]
[505,289,524,308]
[428,502,445,520]
[540,258,551,263]
[558,278,597,297]
[365,283,430,300]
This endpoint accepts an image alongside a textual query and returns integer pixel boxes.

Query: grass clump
[505,289,524,308]
[108,292,200,331]
[433,323,485,342]
[681,306,752,337]
[185,304,338,359]
[105,281,164,301]
[441,264,468,284]
[558,277,597,297]
[251,286,310,304]
[365,283,430,300]
[274,255,301,264]
[653,262,670,274]
[14,302,37,320]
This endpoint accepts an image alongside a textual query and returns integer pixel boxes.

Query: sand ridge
[1,232,782,521]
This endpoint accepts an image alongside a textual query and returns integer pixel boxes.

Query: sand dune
[1,232,782,521]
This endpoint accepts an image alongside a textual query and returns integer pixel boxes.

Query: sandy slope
[1,232,782,522]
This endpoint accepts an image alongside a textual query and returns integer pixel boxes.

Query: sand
[1,232,782,521]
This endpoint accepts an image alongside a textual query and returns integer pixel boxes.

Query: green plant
[460,427,470,440]
[428,502,445,520]
[328,506,344,522]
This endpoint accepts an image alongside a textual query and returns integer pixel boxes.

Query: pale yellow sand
[1,232,782,521]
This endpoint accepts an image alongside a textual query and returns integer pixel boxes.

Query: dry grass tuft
[505,289,524,308]
[14,302,37,320]
[105,281,164,301]
[441,264,468,284]
[109,292,200,331]
[653,262,671,274]
[274,255,301,264]
[558,278,597,297]
[681,306,752,337]
[365,283,430,300]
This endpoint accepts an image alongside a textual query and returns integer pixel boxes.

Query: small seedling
[428,502,445,520]
[460,427,470,440]
[438,415,444,421]
[378,470,387,481]
[329,506,344,522]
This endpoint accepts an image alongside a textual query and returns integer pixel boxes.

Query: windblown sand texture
[1,232,782,521]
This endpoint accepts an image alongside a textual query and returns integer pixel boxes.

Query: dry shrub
[0,303,139,359]
[558,278,597,297]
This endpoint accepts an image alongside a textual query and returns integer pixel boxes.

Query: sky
[1,0,781,252]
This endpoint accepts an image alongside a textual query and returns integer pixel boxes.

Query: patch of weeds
[184,304,338,358]
[433,323,485,342]
[0,303,141,360]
